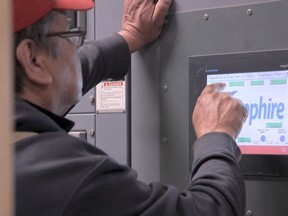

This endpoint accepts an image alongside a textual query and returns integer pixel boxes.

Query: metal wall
[157,0,288,215]
[68,1,129,165]
[71,0,288,215]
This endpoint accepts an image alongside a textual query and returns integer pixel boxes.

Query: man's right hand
[192,83,248,140]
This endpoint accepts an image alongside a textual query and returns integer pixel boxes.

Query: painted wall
[0,0,14,215]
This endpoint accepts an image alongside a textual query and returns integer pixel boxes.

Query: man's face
[45,13,83,115]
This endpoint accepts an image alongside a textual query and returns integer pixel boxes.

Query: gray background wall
[70,0,288,215]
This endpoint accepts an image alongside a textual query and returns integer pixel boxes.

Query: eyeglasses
[45,27,86,48]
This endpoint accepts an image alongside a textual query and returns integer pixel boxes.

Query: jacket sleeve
[78,33,131,95]
[63,132,245,216]
[188,132,246,216]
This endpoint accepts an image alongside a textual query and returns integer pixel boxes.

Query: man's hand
[119,0,172,53]
[192,83,248,140]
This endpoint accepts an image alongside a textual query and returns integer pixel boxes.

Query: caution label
[96,80,126,113]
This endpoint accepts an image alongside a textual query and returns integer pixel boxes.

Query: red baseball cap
[13,0,94,32]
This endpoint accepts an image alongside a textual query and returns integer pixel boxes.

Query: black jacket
[15,34,245,216]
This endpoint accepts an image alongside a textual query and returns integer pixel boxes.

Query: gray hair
[14,10,66,93]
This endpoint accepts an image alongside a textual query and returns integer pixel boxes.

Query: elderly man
[13,0,247,215]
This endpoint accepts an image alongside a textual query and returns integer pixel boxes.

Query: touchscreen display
[207,70,288,155]
[189,50,288,176]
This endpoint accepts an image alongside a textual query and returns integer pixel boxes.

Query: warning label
[96,80,126,113]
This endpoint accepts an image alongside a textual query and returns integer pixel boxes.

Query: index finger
[200,82,226,96]
[153,0,172,23]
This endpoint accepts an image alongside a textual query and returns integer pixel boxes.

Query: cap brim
[14,0,94,32]
[54,0,94,10]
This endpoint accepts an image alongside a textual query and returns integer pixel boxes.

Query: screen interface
[207,70,288,155]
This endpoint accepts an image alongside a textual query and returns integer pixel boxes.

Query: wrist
[118,30,144,53]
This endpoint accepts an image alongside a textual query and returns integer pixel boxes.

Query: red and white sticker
[96,80,126,113]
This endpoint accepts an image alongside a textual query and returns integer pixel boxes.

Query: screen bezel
[189,49,288,177]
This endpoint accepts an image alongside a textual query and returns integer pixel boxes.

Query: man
[13,0,247,215]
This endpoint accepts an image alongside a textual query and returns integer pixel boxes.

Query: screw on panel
[204,13,209,21]
[246,210,253,216]
[89,129,95,138]
[162,137,168,144]
[162,85,168,92]
[243,40,251,50]
[88,95,95,105]
[247,9,253,16]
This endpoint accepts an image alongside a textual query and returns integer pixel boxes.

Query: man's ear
[16,39,53,85]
